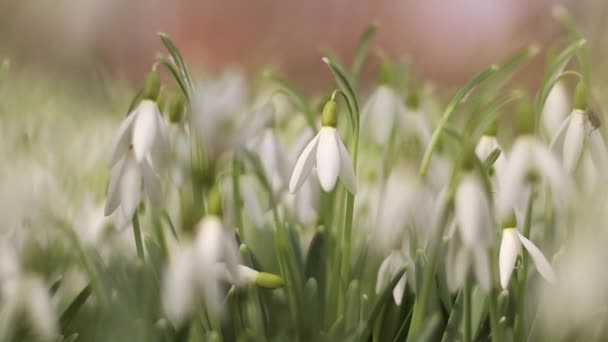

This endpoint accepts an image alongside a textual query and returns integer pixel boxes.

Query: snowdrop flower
[498,136,574,218]
[362,84,432,147]
[447,172,493,292]
[108,70,168,169]
[223,175,268,230]
[542,80,570,137]
[551,108,608,173]
[246,104,290,194]
[104,150,161,227]
[289,99,356,194]
[475,134,507,190]
[376,248,408,305]
[162,215,241,325]
[498,213,556,289]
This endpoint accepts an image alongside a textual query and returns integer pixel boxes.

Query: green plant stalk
[232,156,245,240]
[339,122,359,314]
[514,191,535,341]
[488,250,503,342]
[407,193,453,339]
[463,276,472,342]
[132,213,146,262]
[419,65,498,177]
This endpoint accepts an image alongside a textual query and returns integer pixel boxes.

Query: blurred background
[0,0,605,91]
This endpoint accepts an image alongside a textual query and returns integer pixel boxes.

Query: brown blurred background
[0,0,605,91]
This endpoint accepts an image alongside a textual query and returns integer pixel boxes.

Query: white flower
[361,85,432,147]
[475,135,507,194]
[499,227,556,289]
[167,124,191,186]
[376,249,408,305]
[551,109,608,173]
[247,124,289,194]
[104,151,162,227]
[162,215,241,325]
[289,126,356,194]
[223,175,268,230]
[498,136,574,218]
[542,81,570,137]
[446,172,493,292]
[109,99,168,169]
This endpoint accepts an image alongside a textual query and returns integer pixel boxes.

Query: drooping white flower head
[376,249,408,305]
[498,136,575,219]
[499,222,556,289]
[541,80,570,137]
[289,100,356,194]
[104,150,162,227]
[223,175,268,230]
[446,172,494,292]
[551,109,608,174]
[475,134,507,192]
[109,99,169,170]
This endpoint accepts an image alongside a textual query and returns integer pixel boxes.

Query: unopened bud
[321,99,338,127]
[142,70,161,101]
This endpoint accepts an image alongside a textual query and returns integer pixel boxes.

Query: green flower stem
[514,191,535,342]
[232,156,245,240]
[407,191,453,339]
[463,276,472,342]
[132,213,145,262]
[488,249,503,342]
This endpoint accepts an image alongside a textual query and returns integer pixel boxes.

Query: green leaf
[158,32,193,93]
[345,280,361,333]
[482,148,501,171]
[157,57,190,102]
[358,267,406,341]
[470,286,489,339]
[351,23,379,86]
[419,64,499,177]
[441,291,464,342]
[305,228,327,298]
[59,284,92,330]
[535,38,586,130]
[409,313,441,342]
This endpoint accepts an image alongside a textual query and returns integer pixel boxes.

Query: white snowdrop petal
[108,110,138,166]
[473,247,491,291]
[316,127,341,192]
[393,273,407,306]
[542,81,570,136]
[588,130,608,172]
[562,110,585,173]
[337,134,357,194]
[132,100,160,163]
[549,115,571,153]
[25,278,57,339]
[289,133,320,193]
[368,86,397,145]
[149,110,170,171]
[475,135,499,161]
[499,228,521,289]
[375,254,393,294]
[446,242,469,293]
[455,174,490,247]
[141,160,162,208]
[498,140,530,218]
[518,232,556,284]
[532,141,574,207]
[104,155,126,216]
[162,248,196,326]
[119,155,142,221]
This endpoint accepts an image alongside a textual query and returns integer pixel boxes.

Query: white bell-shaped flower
[551,109,608,173]
[499,226,556,289]
[104,150,162,227]
[376,249,408,305]
[362,85,406,145]
[475,134,507,191]
[498,136,574,219]
[289,100,356,194]
[109,99,169,169]
[541,81,570,137]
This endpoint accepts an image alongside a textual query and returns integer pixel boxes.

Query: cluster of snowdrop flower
[3,24,608,340]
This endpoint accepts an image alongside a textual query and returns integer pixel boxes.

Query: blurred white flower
[104,151,162,227]
[499,227,555,289]
[223,175,268,230]
[167,124,191,186]
[551,109,608,173]
[162,215,241,325]
[289,126,356,194]
[498,136,574,218]
[542,81,570,137]
[475,134,507,191]
[446,172,493,292]
[376,249,408,305]
[109,99,169,168]
[362,85,432,147]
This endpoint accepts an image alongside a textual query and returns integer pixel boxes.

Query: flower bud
[169,94,186,123]
[142,70,161,101]
[500,211,517,229]
[321,99,338,127]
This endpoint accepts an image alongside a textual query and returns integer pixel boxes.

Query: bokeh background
[0,0,606,91]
